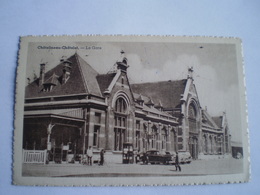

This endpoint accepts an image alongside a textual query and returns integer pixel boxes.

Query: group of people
[84,146,104,166]
[84,146,181,172]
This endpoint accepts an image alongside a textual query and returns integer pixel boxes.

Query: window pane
[119,117,122,126]
[114,116,117,126]
[136,120,140,129]
[122,118,125,127]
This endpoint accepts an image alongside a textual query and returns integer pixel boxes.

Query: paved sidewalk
[22,158,243,177]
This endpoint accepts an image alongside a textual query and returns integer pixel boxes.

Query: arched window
[114,97,128,151]
[203,134,207,154]
[115,97,127,113]
[135,120,141,151]
[225,127,229,153]
[214,136,217,154]
[161,128,167,150]
[209,136,213,154]
[188,103,198,133]
[151,125,158,149]
[188,103,197,119]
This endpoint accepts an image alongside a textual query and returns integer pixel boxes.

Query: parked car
[235,152,243,159]
[140,150,173,165]
[164,151,175,164]
[177,151,192,164]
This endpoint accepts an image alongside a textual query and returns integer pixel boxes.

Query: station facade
[23,53,231,163]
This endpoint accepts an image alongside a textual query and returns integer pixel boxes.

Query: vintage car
[177,151,192,164]
[140,150,173,165]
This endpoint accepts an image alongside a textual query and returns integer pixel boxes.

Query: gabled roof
[212,116,223,128]
[155,100,163,108]
[96,73,117,93]
[44,73,59,85]
[136,94,144,102]
[133,93,173,117]
[142,104,172,117]
[146,97,154,105]
[131,79,187,109]
[25,53,102,98]
[202,110,220,129]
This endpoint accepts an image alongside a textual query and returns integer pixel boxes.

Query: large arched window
[188,103,197,133]
[114,97,128,151]
[151,125,158,149]
[115,97,127,113]
[161,127,167,150]
[188,103,197,119]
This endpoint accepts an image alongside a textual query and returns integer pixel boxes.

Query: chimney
[62,60,72,84]
[39,63,46,86]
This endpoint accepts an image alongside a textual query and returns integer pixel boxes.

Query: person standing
[99,149,104,166]
[175,152,181,171]
[87,146,93,166]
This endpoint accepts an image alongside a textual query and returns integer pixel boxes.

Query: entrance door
[50,126,81,163]
[189,137,198,159]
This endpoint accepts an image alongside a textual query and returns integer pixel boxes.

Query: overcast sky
[26,41,242,142]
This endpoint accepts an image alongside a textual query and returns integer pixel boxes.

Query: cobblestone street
[22,158,243,177]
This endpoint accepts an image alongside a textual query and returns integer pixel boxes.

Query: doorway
[189,137,198,159]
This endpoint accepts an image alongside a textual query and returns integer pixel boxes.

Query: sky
[26,41,242,142]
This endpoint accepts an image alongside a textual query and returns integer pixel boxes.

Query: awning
[24,108,85,122]
[231,141,242,147]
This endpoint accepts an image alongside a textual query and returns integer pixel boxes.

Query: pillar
[148,120,151,150]
[157,123,161,151]
[166,125,171,151]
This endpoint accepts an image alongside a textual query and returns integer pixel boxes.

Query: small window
[94,113,101,124]
[136,120,140,130]
[42,84,53,92]
[178,128,182,135]
[135,131,140,149]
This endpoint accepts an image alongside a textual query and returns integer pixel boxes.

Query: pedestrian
[134,150,137,164]
[87,146,93,165]
[175,152,181,171]
[99,149,104,166]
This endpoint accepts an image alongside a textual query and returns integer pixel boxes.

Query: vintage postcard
[13,35,249,186]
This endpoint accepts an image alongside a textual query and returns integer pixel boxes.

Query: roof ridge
[146,97,154,105]
[97,72,116,77]
[74,53,89,93]
[131,79,187,85]
[76,53,102,96]
[203,110,219,128]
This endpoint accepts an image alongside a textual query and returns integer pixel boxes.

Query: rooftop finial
[116,50,129,72]
[188,66,194,80]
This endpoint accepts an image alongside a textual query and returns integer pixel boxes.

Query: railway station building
[23,53,231,163]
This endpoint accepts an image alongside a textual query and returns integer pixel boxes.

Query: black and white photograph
[13,36,249,186]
